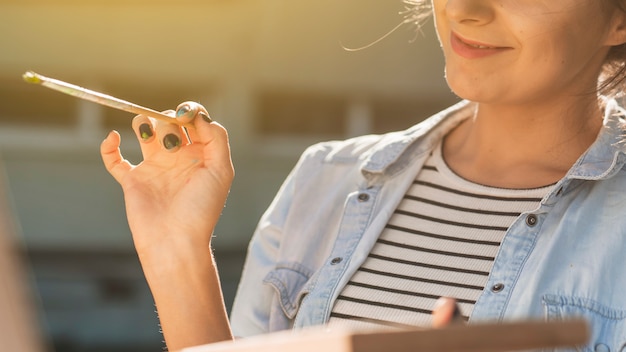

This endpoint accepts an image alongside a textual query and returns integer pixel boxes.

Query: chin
[445,76,503,104]
[444,66,513,104]
[446,82,486,103]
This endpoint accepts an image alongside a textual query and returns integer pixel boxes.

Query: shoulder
[299,100,473,162]
[296,114,451,165]
[289,100,473,181]
[298,134,386,165]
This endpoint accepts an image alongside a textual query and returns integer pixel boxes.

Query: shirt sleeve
[228,156,299,337]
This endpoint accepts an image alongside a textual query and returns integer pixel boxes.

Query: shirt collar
[360,98,626,182]
[566,98,626,181]
[361,100,473,176]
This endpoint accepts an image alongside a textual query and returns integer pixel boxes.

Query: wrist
[136,236,215,285]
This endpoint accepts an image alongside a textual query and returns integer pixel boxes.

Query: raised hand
[100,102,234,256]
[100,102,235,349]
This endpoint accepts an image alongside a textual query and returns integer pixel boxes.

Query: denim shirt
[230,99,626,350]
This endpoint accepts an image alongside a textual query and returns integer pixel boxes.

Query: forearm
[100,102,236,350]
[139,241,233,351]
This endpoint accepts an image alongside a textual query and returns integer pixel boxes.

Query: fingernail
[451,303,463,323]
[199,111,212,123]
[176,105,191,118]
[139,123,153,140]
[434,297,449,310]
[163,134,181,150]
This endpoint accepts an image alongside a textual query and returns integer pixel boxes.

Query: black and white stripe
[328,141,552,331]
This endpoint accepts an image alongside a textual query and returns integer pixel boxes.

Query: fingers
[174,101,210,126]
[198,121,233,175]
[154,113,189,152]
[173,102,231,168]
[432,297,464,328]
[100,130,132,184]
[130,101,229,168]
[132,115,159,158]
[133,110,189,156]
[184,107,231,168]
[174,101,212,144]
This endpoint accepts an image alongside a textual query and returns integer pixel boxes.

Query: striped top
[328,140,553,331]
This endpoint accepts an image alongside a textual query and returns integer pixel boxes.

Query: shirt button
[526,214,538,227]
[330,257,343,265]
[357,193,370,202]
[491,283,505,293]
[595,343,610,352]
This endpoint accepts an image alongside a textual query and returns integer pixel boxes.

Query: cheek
[522,28,603,81]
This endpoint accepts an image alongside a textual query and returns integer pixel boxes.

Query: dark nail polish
[176,105,191,117]
[163,134,181,150]
[199,112,212,123]
[139,123,153,140]
[451,303,464,324]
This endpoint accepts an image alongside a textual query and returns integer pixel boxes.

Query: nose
[445,0,495,25]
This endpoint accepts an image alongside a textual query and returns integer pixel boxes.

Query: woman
[101,0,626,350]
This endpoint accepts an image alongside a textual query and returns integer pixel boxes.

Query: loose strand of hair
[341,0,433,52]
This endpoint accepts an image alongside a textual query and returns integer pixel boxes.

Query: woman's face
[432,0,626,105]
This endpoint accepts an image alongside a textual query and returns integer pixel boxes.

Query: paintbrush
[22,71,183,125]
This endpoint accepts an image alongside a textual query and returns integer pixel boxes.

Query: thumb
[432,297,464,328]
[192,117,234,175]
[100,130,132,184]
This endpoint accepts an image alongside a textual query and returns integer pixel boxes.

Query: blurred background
[0,0,458,351]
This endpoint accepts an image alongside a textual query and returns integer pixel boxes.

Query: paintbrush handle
[22,71,181,125]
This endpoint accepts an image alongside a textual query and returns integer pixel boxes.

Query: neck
[443,95,604,188]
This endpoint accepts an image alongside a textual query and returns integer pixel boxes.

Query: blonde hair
[402,0,432,30]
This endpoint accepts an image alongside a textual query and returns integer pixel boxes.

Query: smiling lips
[450,32,512,59]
